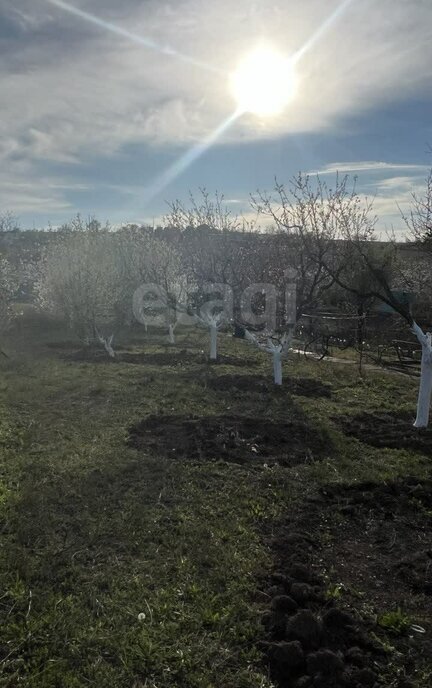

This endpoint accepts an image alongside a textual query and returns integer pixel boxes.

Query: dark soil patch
[121,351,202,366]
[62,349,202,365]
[127,414,332,466]
[337,410,432,453]
[207,354,259,367]
[205,374,269,393]
[287,378,332,399]
[317,478,432,599]
[262,477,432,687]
[205,374,332,398]
[63,349,257,367]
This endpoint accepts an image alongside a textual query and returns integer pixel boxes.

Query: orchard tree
[57,213,110,234]
[329,239,432,427]
[36,226,122,352]
[245,330,292,385]
[0,212,20,232]
[118,227,186,341]
[166,188,251,233]
[0,254,18,335]
[298,172,432,428]
[246,173,350,370]
[402,167,432,247]
[165,189,258,314]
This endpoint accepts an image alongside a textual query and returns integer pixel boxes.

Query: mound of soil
[262,477,432,687]
[206,374,332,399]
[127,414,332,466]
[337,410,432,453]
[318,478,432,598]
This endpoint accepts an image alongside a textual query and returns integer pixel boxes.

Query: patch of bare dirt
[62,349,258,367]
[261,477,432,687]
[127,414,332,466]
[337,411,432,454]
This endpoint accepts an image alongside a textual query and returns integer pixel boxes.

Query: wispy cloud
[1,0,432,221]
[309,162,430,176]
[1,0,432,161]
[305,159,431,235]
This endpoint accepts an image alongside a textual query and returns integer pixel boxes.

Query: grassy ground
[0,311,430,687]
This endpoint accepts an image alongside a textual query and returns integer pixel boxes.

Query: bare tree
[0,254,18,334]
[166,188,252,233]
[402,167,432,246]
[57,213,110,234]
[250,174,365,349]
[117,227,186,341]
[165,190,258,320]
[0,212,20,233]
[293,173,432,428]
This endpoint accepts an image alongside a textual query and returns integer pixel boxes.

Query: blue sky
[1,0,431,234]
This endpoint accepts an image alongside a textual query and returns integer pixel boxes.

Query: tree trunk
[209,324,217,360]
[273,351,282,385]
[168,324,175,345]
[357,303,365,376]
[412,324,432,428]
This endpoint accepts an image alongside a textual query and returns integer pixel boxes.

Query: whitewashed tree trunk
[105,339,115,359]
[244,329,293,385]
[412,323,432,428]
[168,324,175,345]
[210,324,217,360]
[273,351,282,385]
[96,330,115,358]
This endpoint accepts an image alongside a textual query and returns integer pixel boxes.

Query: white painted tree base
[412,323,432,428]
[210,325,217,360]
[273,351,282,385]
[168,324,175,345]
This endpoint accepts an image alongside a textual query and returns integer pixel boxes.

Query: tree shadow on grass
[201,373,332,399]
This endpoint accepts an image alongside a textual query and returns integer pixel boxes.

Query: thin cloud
[1,0,432,222]
[287,161,429,235]
[309,162,430,175]
[1,0,432,159]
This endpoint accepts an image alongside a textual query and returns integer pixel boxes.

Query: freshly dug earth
[337,410,432,453]
[205,374,332,398]
[63,349,257,367]
[262,477,432,687]
[128,414,332,466]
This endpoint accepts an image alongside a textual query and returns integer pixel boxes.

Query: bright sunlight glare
[230,47,297,117]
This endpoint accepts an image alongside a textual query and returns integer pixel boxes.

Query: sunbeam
[140,0,357,201]
[45,0,222,74]
[293,0,356,63]
[141,109,243,207]
[46,0,357,207]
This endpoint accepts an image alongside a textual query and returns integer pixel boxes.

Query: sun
[230,47,297,117]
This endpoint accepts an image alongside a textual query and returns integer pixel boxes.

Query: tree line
[1,171,432,425]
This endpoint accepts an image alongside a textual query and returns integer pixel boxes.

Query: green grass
[0,314,428,687]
